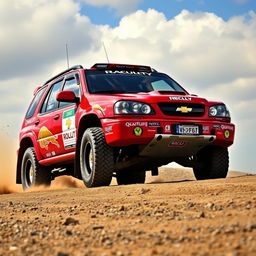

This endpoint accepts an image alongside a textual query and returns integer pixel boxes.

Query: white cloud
[80,0,142,15]
[0,3,255,173]
[98,9,256,89]
[0,0,101,80]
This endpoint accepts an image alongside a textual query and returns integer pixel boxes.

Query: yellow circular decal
[133,127,143,136]
[224,130,230,139]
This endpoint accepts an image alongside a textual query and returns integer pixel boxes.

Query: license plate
[176,125,199,135]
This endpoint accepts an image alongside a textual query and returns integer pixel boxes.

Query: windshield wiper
[92,90,135,94]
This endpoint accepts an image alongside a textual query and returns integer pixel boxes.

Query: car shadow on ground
[147,174,254,185]
[147,179,195,184]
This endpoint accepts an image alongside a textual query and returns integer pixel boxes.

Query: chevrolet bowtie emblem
[176,106,192,113]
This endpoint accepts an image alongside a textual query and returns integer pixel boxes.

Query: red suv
[16,63,235,189]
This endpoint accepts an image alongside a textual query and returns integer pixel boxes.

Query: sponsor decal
[92,104,105,113]
[213,124,221,129]
[164,125,171,132]
[62,109,76,149]
[148,122,160,127]
[224,130,230,139]
[203,126,209,131]
[45,151,56,158]
[105,126,113,132]
[169,141,187,147]
[221,125,234,131]
[105,126,113,135]
[133,127,143,136]
[170,96,192,101]
[176,106,192,113]
[38,126,60,150]
[105,70,151,76]
[125,122,148,127]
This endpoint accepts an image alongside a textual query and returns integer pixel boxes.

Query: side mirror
[56,91,80,104]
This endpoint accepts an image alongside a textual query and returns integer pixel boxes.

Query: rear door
[36,79,64,159]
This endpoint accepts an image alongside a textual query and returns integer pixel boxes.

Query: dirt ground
[0,168,255,256]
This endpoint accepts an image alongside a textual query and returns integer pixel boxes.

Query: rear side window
[59,76,80,108]
[26,87,46,119]
[41,80,63,113]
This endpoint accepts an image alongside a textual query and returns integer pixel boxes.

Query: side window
[26,87,46,119]
[41,80,63,113]
[59,76,80,108]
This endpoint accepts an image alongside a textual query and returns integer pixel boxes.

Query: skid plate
[139,134,216,158]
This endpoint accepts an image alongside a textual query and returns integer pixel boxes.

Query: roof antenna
[65,43,70,68]
[102,41,110,63]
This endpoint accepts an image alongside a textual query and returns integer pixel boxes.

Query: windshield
[85,70,186,94]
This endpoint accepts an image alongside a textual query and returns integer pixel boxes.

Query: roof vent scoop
[158,91,186,95]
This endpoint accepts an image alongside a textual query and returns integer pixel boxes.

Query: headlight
[114,101,154,115]
[209,104,230,118]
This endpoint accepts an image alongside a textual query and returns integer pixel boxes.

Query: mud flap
[139,134,216,158]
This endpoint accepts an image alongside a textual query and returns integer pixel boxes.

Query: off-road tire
[193,146,229,180]
[21,147,51,190]
[80,127,114,188]
[116,169,146,185]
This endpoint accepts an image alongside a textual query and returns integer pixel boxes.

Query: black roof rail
[43,65,83,85]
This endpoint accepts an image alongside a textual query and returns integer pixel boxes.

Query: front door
[53,74,81,155]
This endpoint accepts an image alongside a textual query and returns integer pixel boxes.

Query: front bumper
[101,118,235,148]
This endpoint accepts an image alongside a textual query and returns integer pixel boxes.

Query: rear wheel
[116,169,146,185]
[21,147,51,190]
[193,146,229,180]
[80,127,114,188]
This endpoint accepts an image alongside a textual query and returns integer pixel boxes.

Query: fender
[19,131,43,161]
[16,131,41,184]
[91,104,106,117]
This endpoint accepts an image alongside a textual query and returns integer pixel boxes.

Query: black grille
[158,103,205,117]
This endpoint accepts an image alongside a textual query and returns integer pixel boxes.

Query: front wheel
[21,147,51,190]
[80,127,114,188]
[193,146,229,180]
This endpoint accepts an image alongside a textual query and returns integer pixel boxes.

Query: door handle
[53,114,60,120]
[35,120,40,126]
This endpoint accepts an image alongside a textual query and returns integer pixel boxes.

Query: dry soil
[0,168,255,256]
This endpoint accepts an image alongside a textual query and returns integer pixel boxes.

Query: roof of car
[43,62,155,87]
[43,65,83,85]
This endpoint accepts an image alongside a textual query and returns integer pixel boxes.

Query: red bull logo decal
[38,126,60,150]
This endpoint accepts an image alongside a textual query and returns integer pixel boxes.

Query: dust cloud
[30,176,84,192]
[0,131,85,195]
[0,132,22,194]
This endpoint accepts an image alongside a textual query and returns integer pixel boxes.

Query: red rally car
[16,63,235,189]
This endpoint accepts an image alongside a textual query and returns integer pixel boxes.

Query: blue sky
[81,0,256,27]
